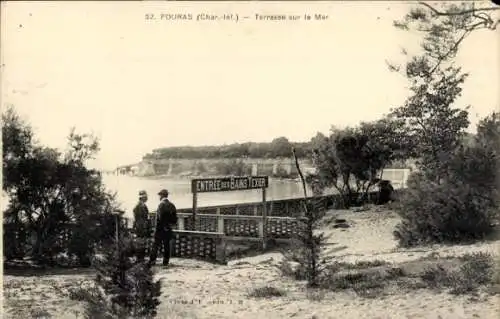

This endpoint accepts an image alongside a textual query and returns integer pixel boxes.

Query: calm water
[1,170,407,220]
[102,175,312,219]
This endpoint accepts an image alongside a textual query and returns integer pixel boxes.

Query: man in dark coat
[148,189,178,267]
[133,190,151,262]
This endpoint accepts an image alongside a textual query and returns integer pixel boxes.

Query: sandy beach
[3,209,499,319]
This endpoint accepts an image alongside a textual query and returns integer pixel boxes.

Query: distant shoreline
[126,174,302,183]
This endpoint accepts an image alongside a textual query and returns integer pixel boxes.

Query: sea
[102,174,313,219]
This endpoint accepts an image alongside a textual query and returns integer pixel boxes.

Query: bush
[2,107,120,266]
[419,252,496,295]
[394,177,498,246]
[76,222,162,319]
[247,286,286,298]
[394,143,498,247]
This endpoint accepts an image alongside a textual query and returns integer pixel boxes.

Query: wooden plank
[223,236,263,242]
[175,213,296,221]
[191,176,269,193]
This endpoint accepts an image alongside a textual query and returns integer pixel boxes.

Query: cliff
[117,158,315,178]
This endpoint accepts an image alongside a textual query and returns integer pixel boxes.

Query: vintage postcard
[1,1,499,318]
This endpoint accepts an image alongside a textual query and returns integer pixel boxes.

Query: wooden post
[216,207,224,234]
[178,217,185,230]
[261,187,267,250]
[192,191,198,231]
[215,235,227,265]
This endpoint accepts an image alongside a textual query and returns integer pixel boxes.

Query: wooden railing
[3,190,405,266]
[171,189,395,217]
[171,230,226,264]
[171,213,300,242]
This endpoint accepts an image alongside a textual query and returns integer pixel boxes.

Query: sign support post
[261,186,267,250]
[191,176,270,245]
[192,191,198,231]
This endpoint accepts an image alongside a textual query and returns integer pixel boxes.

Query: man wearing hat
[149,189,178,267]
[133,190,151,262]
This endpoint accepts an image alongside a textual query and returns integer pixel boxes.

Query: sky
[2,1,499,170]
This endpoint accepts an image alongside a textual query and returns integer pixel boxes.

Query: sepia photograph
[1,1,499,318]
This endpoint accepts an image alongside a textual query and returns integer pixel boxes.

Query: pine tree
[280,148,332,287]
[79,216,162,318]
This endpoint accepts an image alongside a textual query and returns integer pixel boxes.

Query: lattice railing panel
[224,219,259,237]
[285,199,307,217]
[237,204,255,216]
[183,216,195,231]
[270,201,287,216]
[173,234,217,261]
[220,206,237,215]
[267,218,300,239]
[195,216,218,232]
[198,207,217,215]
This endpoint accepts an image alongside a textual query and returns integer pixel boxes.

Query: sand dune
[3,209,500,318]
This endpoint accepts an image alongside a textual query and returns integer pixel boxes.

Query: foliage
[143,138,310,160]
[307,118,406,207]
[394,174,497,247]
[2,105,118,265]
[389,2,499,180]
[390,59,470,181]
[78,222,162,319]
[280,151,332,287]
[476,111,500,156]
[420,252,496,295]
[392,2,500,75]
[391,2,499,247]
[247,286,286,298]
[394,128,498,247]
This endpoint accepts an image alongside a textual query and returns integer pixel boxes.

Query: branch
[418,2,500,17]
[292,147,309,214]
[292,147,308,199]
[428,28,471,74]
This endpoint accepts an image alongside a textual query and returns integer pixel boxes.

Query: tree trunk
[33,227,44,262]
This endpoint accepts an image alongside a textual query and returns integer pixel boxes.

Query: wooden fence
[146,190,390,263]
[171,230,226,264]
[3,190,404,266]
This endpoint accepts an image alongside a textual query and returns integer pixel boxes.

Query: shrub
[394,143,498,247]
[394,179,497,246]
[247,286,286,298]
[419,252,496,295]
[77,222,162,319]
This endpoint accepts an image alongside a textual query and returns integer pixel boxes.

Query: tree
[476,112,500,156]
[387,2,494,181]
[308,120,403,207]
[279,148,331,287]
[270,137,292,158]
[388,2,499,178]
[394,129,498,247]
[391,2,500,76]
[389,1,500,170]
[391,61,470,181]
[2,106,118,265]
[74,219,162,319]
[391,3,500,246]
[86,222,162,318]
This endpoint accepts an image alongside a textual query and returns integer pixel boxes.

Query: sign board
[191,175,269,249]
[191,176,269,193]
